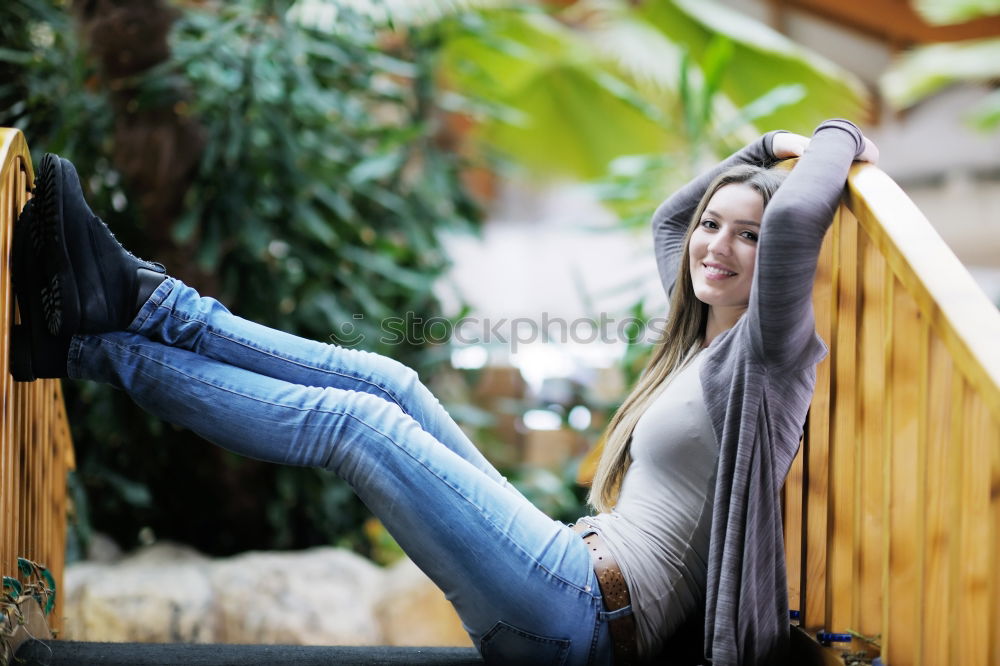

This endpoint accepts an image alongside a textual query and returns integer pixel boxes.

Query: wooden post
[0,127,75,634]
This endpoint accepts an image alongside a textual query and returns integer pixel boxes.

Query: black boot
[32,153,166,337]
[10,198,72,381]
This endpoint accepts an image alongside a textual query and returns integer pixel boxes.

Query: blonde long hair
[588,163,788,511]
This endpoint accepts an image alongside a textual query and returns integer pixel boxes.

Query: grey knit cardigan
[650,120,865,665]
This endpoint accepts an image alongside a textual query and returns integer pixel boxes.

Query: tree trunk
[72,0,211,291]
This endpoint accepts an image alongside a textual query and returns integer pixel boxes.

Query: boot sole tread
[35,154,81,337]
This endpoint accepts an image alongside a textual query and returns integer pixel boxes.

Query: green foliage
[913,0,1000,24]
[0,0,112,157]
[1,0,481,557]
[636,0,866,133]
[590,40,804,231]
[156,3,480,349]
[438,6,672,180]
[1,558,55,616]
[433,0,867,180]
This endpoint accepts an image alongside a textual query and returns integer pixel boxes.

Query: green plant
[433,0,867,180]
[1,558,56,666]
[1,0,481,557]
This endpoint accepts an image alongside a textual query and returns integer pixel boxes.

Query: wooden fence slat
[856,231,885,642]
[922,335,954,665]
[785,445,804,615]
[957,394,992,665]
[883,279,922,666]
[991,410,1000,666]
[828,207,858,634]
[914,314,929,666]
[804,216,837,631]
[946,373,967,665]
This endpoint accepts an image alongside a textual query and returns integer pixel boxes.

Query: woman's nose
[708,233,732,256]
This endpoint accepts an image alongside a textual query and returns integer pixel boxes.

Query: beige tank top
[582,349,718,659]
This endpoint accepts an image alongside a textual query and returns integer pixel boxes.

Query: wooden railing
[785,162,1000,665]
[0,127,75,634]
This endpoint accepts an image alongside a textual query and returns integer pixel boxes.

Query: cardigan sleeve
[652,131,786,298]
[746,119,865,368]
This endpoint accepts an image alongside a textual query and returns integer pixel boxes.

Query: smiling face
[688,183,764,330]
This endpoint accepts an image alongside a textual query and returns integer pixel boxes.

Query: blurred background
[2,0,998,647]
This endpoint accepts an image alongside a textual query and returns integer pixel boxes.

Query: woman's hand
[771,132,810,159]
[856,135,879,165]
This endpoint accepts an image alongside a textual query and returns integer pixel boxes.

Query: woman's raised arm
[747,119,871,367]
[651,131,787,298]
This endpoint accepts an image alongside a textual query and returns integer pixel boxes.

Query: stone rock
[61,544,471,648]
[375,558,472,647]
[210,547,384,645]
[62,543,215,643]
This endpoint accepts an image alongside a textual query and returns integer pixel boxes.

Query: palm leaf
[880,37,1000,109]
[634,0,869,133]
[439,9,670,178]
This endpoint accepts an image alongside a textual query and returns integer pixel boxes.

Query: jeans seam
[159,308,412,413]
[587,597,603,666]
[101,335,591,596]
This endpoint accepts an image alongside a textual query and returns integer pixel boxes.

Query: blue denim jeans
[68,278,616,665]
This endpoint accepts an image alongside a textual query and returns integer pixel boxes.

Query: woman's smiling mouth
[703,263,737,279]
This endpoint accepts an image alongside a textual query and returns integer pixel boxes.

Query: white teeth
[704,264,736,277]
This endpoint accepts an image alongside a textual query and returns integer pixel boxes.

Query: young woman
[10,119,875,665]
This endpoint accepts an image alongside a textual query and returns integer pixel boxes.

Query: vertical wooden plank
[1,168,10,577]
[882,278,922,664]
[922,335,954,665]
[957,393,991,665]
[785,446,804,615]
[990,408,1000,666]
[4,166,13,576]
[0,167,10,398]
[879,265,894,663]
[15,381,25,571]
[52,384,68,633]
[883,278,924,666]
[856,232,885,640]
[947,379,966,665]
[914,310,929,666]
[804,214,837,630]
[0,163,10,578]
[828,208,858,634]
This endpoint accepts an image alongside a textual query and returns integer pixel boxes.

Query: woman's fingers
[856,136,879,165]
[772,132,810,159]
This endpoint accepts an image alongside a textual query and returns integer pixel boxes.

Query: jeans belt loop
[572,522,638,665]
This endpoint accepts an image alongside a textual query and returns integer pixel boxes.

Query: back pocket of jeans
[479,620,571,666]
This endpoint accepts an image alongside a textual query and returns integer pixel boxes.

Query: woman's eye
[740,230,759,242]
[700,219,718,229]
